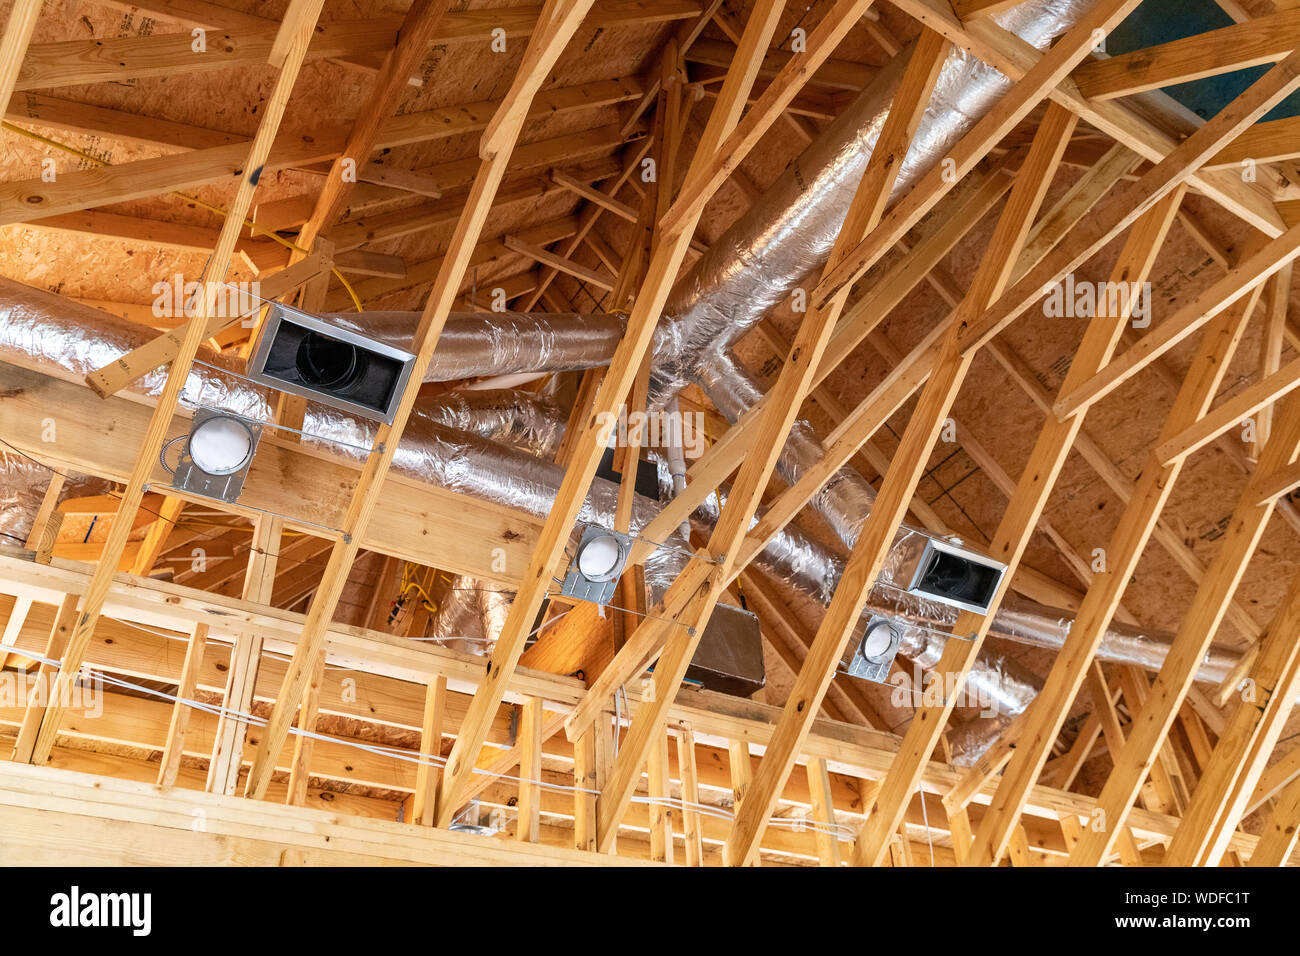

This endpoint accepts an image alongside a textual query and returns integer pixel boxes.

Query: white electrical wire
[6,639,858,847]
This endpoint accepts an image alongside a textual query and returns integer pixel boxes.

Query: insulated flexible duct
[0,270,1256,763]
[647,0,1088,407]
[323,310,625,383]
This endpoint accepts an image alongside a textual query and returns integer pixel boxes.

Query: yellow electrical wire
[398,561,438,613]
[2,120,365,313]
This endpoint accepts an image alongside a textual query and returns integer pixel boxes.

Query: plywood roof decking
[2,0,1300,865]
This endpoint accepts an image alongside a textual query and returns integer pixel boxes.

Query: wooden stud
[156,623,208,787]
[806,756,842,866]
[516,696,543,843]
[246,0,599,804]
[207,515,283,794]
[9,593,80,764]
[26,0,329,767]
[413,674,448,826]
[677,728,704,866]
[647,728,674,863]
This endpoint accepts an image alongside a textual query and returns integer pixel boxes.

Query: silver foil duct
[991,599,1242,686]
[0,455,106,546]
[413,388,567,458]
[638,0,1095,758]
[647,0,1088,408]
[319,310,625,383]
[424,574,515,658]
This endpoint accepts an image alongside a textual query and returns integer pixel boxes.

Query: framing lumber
[1164,564,1300,865]
[1069,395,1300,865]
[842,102,1079,868]
[156,623,208,787]
[292,0,451,256]
[0,77,643,227]
[596,7,934,861]
[868,0,1288,242]
[809,0,1147,312]
[0,549,1283,861]
[1055,222,1300,421]
[243,0,600,802]
[25,0,329,767]
[432,0,792,830]
[0,0,43,120]
[1072,10,1300,101]
[968,284,1260,863]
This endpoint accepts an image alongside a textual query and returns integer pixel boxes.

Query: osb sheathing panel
[729,141,1299,752]
[5,0,1300,781]
[0,0,681,310]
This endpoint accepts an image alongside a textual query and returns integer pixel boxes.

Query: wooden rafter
[432,0,792,830]
[242,0,601,802]
[25,0,330,766]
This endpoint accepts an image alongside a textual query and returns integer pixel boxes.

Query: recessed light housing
[162,408,262,503]
[561,525,632,606]
[845,616,902,684]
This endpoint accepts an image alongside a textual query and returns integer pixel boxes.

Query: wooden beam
[84,251,328,399]
[244,0,600,804]
[0,762,658,867]
[0,77,643,227]
[156,623,208,787]
[1155,355,1300,466]
[412,674,447,826]
[515,696,543,842]
[810,0,1146,312]
[1068,397,1300,865]
[844,103,1080,868]
[659,0,877,238]
[292,0,450,257]
[0,549,1280,861]
[0,0,43,120]
[504,234,615,290]
[677,728,705,866]
[1055,223,1300,422]
[26,0,329,767]
[1249,774,1300,866]
[883,0,1286,237]
[967,284,1260,864]
[130,497,184,577]
[432,0,790,830]
[5,90,246,151]
[1207,116,1300,171]
[603,20,948,863]
[647,728,674,862]
[207,515,283,795]
[806,756,843,866]
[1164,565,1300,865]
[551,168,637,221]
[1072,10,1300,101]
[8,593,78,764]
[950,0,1022,18]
